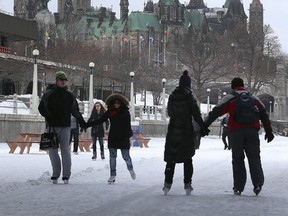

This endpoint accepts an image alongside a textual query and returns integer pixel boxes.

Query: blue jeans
[92,136,104,154]
[109,148,134,176]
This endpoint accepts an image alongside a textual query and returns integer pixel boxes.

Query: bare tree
[227,24,282,94]
[177,29,229,103]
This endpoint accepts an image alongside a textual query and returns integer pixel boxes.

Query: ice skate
[233,189,241,195]
[62,177,69,184]
[162,182,172,195]
[101,152,105,160]
[253,185,262,196]
[129,169,136,180]
[184,184,193,195]
[108,176,116,184]
[51,176,58,184]
[91,154,96,160]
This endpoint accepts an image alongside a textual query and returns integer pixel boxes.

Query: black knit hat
[179,70,191,88]
[231,77,244,89]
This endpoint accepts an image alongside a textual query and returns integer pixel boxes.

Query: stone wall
[0,114,223,142]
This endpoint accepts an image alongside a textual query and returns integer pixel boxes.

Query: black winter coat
[164,86,204,163]
[91,107,132,149]
[38,85,84,127]
[88,111,109,137]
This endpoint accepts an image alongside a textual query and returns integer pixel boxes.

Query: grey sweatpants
[49,127,71,179]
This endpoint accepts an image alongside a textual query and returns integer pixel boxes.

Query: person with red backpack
[204,77,274,196]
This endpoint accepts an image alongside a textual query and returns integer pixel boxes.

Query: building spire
[120,0,129,20]
[186,0,207,10]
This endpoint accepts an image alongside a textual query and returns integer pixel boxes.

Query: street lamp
[162,78,167,123]
[31,48,39,114]
[130,71,135,121]
[88,62,95,115]
[269,101,272,119]
[207,88,211,114]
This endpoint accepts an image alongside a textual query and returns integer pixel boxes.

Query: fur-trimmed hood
[105,93,130,107]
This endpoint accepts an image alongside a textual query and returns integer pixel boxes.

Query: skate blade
[63,180,69,184]
[52,180,58,184]
[185,189,192,195]
[163,188,169,195]
[108,180,115,185]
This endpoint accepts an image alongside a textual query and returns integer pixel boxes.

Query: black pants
[164,159,193,184]
[70,128,79,153]
[222,128,230,149]
[229,128,264,192]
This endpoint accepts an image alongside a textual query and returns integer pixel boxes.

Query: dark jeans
[164,159,193,184]
[70,128,79,153]
[92,136,104,154]
[230,127,264,192]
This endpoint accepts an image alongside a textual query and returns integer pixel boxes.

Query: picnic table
[6,133,42,154]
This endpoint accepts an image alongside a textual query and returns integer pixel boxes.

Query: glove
[264,130,274,143]
[200,127,210,137]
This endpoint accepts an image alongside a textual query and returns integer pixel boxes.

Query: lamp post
[162,78,167,123]
[130,71,135,121]
[88,62,95,115]
[269,101,272,119]
[31,48,39,114]
[207,88,211,114]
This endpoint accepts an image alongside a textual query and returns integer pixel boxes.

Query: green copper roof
[127,12,162,33]
[163,0,175,6]
[183,9,205,30]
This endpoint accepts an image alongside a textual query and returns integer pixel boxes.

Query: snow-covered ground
[0,135,287,216]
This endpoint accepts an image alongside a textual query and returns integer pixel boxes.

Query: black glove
[200,127,210,137]
[264,129,274,143]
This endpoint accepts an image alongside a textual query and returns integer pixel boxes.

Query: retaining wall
[0,114,223,142]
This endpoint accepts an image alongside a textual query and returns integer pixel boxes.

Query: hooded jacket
[164,86,205,163]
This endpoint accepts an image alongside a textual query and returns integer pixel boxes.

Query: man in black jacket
[38,71,86,184]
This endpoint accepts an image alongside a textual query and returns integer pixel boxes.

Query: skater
[221,114,230,150]
[162,70,209,195]
[38,71,86,184]
[88,101,109,160]
[70,115,80,154]
[204,77,274,196]
[86,93,136,184]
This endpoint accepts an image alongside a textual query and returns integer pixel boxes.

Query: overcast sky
[0,0,287,53]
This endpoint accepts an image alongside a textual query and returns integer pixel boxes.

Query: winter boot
[92,152,96,160]
[108,176,116,184]
[129,169,136,180]
[162,182,172,195]
[184,183,193,195]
